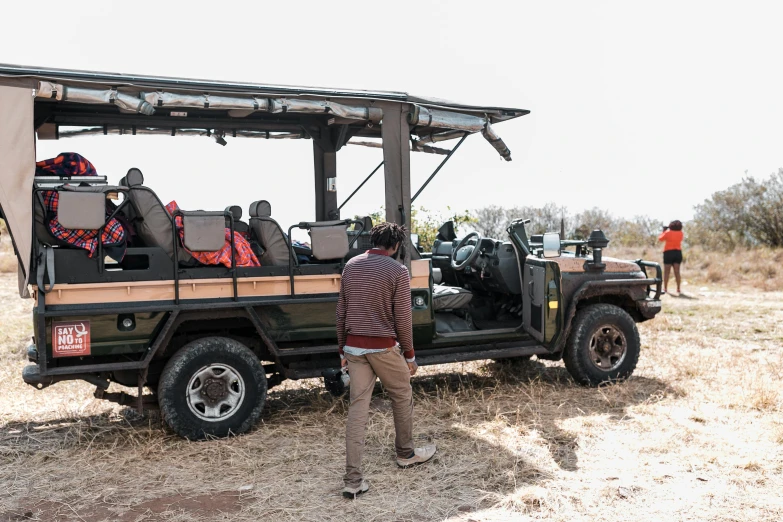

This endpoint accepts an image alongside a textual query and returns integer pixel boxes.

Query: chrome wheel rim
[186,364,245,422]
[588,325,627,371]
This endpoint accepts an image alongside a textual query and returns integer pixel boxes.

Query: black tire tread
[563,304,640,386]
[158,336,267,440]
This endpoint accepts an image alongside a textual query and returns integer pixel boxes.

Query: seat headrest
[250,200,272,218]
[225,205,242,221]
[125,168,144,187]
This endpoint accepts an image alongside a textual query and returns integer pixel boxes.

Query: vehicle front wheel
[563,304,640,386]
[158,337,267,440]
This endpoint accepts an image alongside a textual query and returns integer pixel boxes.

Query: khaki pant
[344,349,414,488]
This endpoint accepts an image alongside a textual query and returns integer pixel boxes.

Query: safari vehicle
[0,64,662,440]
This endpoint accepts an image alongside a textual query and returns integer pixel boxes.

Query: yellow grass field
[0,249,782,521]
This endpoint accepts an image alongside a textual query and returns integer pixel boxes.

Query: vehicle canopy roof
[0,63,529,291]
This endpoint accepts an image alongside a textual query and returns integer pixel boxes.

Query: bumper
[636,298,662,319]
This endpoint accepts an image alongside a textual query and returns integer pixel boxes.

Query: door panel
[522,258,563,349]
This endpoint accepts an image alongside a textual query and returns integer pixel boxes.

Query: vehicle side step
[22,364,109,390]
[415,344,548,366]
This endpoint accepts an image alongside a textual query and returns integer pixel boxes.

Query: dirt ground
[0,271,781,521]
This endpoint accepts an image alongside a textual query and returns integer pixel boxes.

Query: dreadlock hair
[370,222,407,250]
[668,220,683,231]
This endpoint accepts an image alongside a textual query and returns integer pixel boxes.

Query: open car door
[522,258,563,350]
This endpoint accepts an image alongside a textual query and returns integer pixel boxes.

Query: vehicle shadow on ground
[263,358,675,474]
[0,360,675,521]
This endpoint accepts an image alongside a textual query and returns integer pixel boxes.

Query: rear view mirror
[542,232,561,258]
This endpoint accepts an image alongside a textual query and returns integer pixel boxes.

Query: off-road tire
[563,304,640,386]
[158,337,267,440]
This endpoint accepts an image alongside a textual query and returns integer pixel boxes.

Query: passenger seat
[248,200,290,266]
[118,168,194,265]
[225,205,249,236]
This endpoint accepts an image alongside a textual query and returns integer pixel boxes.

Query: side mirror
[542,232,561,258]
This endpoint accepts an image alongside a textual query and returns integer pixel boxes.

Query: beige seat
[432,284,473,311]
[119,168,194,265]
[225,205,249,236]
[248,200,290,266]
[306,221,350,261]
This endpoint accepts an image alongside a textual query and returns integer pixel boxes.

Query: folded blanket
[165,201,260,268]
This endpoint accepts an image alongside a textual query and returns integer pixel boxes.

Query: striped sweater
[336,250,414,360]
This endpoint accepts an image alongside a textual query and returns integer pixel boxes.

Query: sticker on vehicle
[52,320,91,357]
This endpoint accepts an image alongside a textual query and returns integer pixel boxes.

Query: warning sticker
[52,320,91,357]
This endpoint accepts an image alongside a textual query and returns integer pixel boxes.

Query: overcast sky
[3,0,782,236]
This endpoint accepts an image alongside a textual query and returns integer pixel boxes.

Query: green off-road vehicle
[0,64,661,439]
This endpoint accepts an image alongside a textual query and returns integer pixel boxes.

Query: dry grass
[608,245,783,292]
[0,221,16,274]
[1,266,783,520]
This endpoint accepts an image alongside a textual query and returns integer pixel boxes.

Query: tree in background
[571,207,615,240]
[474,203,569,238]
[690,169,783,249]
[359,206,475,252]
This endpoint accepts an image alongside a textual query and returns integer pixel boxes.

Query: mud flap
[522,258,563,350]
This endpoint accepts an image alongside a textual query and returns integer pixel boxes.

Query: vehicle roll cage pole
[337,161,385,211]
[411,133,469,204]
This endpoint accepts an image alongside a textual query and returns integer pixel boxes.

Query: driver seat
[432,284,473,311]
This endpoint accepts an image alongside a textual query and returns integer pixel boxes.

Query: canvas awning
[0,84,35,291]
[0,64,529,291]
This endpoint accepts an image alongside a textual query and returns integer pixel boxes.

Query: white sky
[3,0,782,235]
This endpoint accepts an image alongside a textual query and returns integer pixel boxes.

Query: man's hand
[341,357,348,368]
[407,360,418,376]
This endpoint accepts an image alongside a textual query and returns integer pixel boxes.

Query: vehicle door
[522,258,563,350]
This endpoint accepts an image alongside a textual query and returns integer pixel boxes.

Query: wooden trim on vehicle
[43,274,340,306]
[42,261,433,306]
[410,259,430,289]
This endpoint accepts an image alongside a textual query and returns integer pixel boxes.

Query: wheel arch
[555,282,647,353]
[155,307,278,363]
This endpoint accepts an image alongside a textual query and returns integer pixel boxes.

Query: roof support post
[380,102,412,266]
[313,141,338,221]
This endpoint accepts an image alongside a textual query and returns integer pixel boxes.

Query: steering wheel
[451,232,483,271]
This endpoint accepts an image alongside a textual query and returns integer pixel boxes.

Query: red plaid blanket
[42,191,126,258]
[36,152,98,177]
[165,201,260,268]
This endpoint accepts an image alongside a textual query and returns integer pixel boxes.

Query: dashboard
[432,236,523,295]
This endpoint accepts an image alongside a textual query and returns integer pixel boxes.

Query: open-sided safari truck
[0,64,662,439]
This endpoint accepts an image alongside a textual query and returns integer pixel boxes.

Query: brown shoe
[342,479,370,499]
[396,443,437,468]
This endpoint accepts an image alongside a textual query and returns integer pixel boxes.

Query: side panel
[255,287,434,346]
[522,258,563,348]
[43,311,169,357]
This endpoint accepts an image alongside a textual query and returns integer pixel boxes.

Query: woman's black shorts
[663,249,682,265]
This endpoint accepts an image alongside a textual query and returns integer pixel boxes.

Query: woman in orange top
[658,220,684,295]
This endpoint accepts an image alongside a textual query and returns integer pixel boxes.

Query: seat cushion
[432,285,473,311]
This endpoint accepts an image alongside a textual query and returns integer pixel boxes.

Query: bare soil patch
[0,271,781,521]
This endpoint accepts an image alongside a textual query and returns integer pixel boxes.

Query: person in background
[336,222,437,499]
[658,220,684,295]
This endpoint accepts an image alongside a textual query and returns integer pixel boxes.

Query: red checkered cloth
[165,201,260,268]
[36,153,98,177]
[42,191,126,258]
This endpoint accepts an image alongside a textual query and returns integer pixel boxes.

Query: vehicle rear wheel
[563,304,640,386]
[158,337,267,440]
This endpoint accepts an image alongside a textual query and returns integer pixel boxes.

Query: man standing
[336,222,437,499]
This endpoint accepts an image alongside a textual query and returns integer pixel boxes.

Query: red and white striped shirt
[336,250,414,360]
